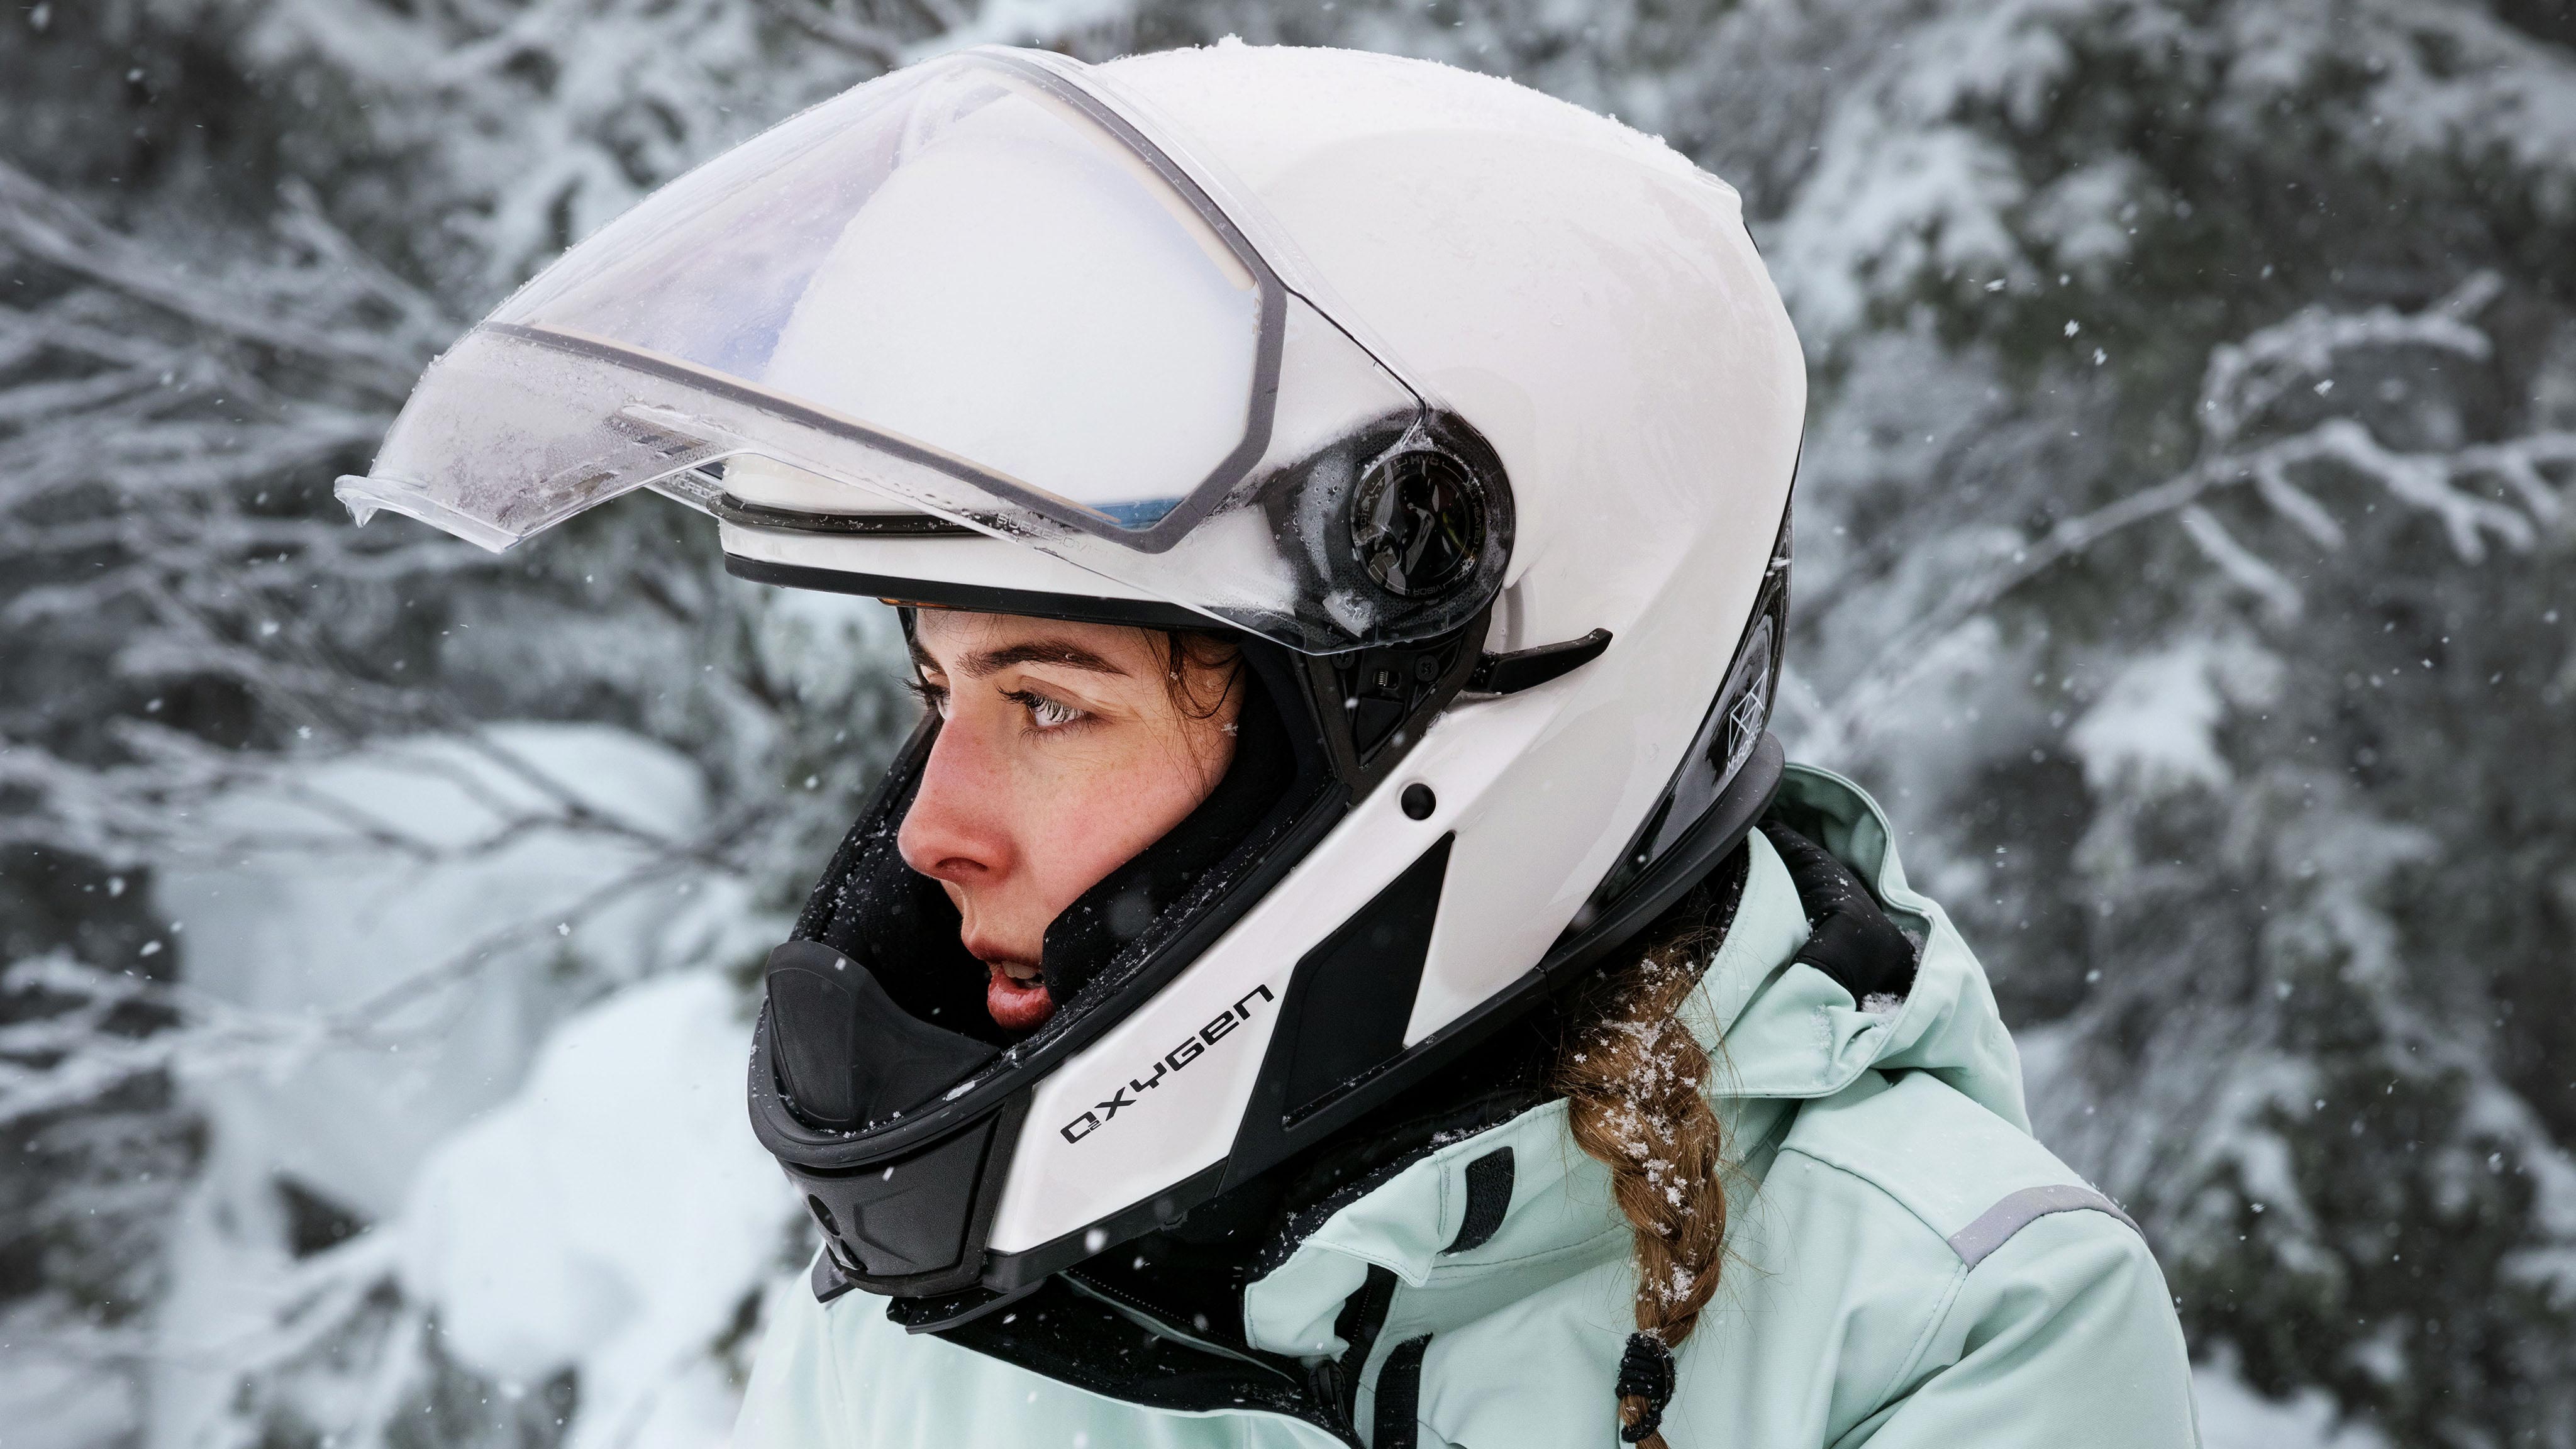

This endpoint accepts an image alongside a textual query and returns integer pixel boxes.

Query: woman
[733,601,2198,1449]
[342,42,2197,1448]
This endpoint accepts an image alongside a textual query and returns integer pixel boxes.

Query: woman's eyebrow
[908,635,1131,680]
[956,640,1130,679]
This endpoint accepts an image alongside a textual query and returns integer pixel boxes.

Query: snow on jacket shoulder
[733,765,2201,1449]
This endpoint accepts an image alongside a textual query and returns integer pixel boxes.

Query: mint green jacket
[735,767,2200,1448]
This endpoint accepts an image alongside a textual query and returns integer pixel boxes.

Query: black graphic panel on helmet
[1221,834,1452,1186]
[1350,443,1486,598]
[1272,832,1451,1119]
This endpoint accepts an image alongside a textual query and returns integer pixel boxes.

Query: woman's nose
[897,721,1014,886]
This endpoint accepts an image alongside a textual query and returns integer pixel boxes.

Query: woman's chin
[985,963,1056,1031]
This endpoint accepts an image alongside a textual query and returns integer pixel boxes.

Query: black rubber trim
[1544,733,1784,989]
[809,1248,855,1305]
[1443,1148,1514,1253]
[930,1275,1351,1445]
[1466,628,1610,694]
[883,1279,1048,1335]
[791,1090,1030,1299]
[1373,1335,1433,1449]
[713,492,981,536]
[723,553,1210,631]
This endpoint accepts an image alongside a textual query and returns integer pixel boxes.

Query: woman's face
[897,610,1241,1031]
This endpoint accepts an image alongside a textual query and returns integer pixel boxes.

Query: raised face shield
[336,48,1510,652]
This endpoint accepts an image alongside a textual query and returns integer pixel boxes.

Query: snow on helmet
[338,43,1804,1320]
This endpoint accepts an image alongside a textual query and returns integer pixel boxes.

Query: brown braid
[1555,877,1738,1448]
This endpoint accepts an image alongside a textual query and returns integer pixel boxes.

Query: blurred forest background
[4,1,2574,1446]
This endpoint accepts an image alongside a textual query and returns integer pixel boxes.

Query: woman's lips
[985,961,1055,1031]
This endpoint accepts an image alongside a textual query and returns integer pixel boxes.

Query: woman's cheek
[1014,741,1124,899]
[1074,740,1177,872]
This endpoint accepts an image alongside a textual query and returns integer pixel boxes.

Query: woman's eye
[1013,691,1084,730]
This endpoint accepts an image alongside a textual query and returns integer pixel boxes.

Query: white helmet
[341,43,1804,1321]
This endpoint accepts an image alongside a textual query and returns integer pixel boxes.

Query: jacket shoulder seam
[1870,1256,1969,1416]
[1759,1148,1972,1420]
[1770,1140,1960,1258]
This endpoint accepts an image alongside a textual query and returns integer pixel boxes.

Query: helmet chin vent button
[1401,784,1436,820]
[1351,445,1485,598]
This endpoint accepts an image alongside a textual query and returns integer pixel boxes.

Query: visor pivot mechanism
[1350,438,1491,599]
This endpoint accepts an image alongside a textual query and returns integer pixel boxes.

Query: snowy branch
[1808,279,2576,754]
[0,162,430,397]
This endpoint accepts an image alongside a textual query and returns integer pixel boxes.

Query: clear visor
[336,48,1501,652]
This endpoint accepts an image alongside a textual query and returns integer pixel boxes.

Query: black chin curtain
[787,646,1299,1047]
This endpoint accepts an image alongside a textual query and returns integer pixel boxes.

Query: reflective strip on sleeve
[1946,1183,2142,1269]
